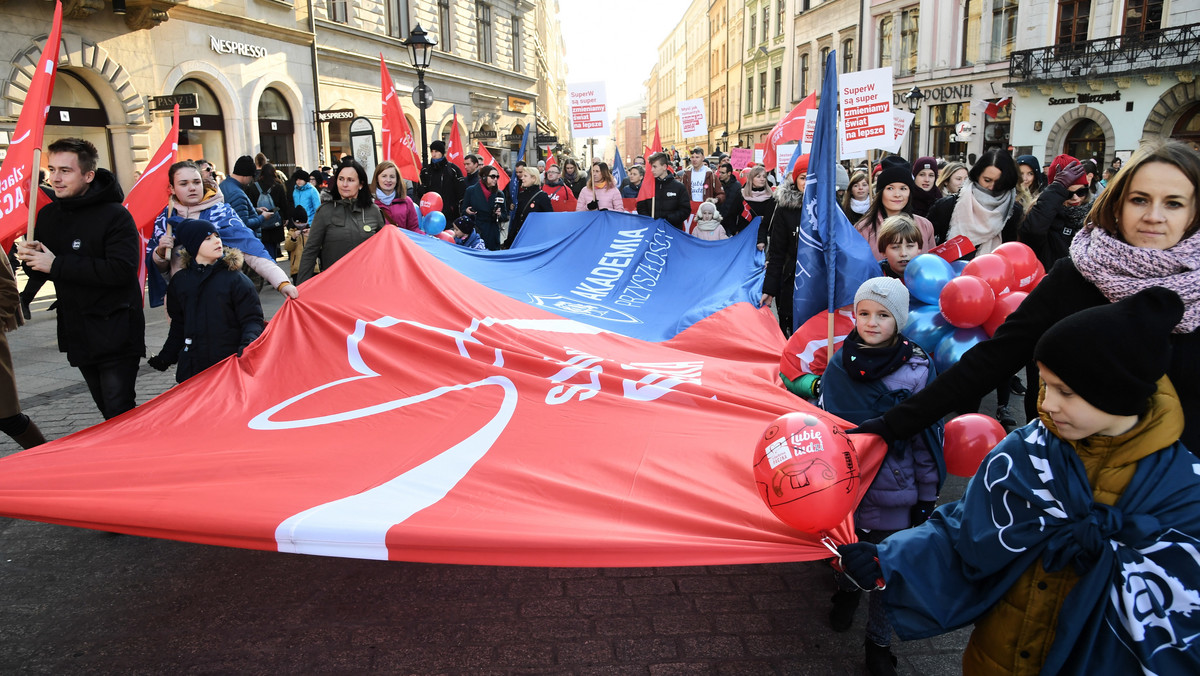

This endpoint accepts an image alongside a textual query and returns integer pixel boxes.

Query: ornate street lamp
[403,25,438,166]
[902,85,925,113]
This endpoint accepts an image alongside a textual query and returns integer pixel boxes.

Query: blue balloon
[904,254,956,305]
[933,327,989,373]
[951,259,969,275]
[413,202,424,221]
[423,211,447,235]
[905,305,955,355]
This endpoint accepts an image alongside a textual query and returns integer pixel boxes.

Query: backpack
[255,182,283,231]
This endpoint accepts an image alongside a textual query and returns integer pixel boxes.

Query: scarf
[1070,225,1200,333]
[375,188,395,206]
[946,182,1015,255]
[840,330,915,382]
[849,196,871,215]
[742,185,772,202]
[169,190,224,218]
[910,185,943,217]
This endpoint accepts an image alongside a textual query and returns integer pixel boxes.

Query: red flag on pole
[544,154,557,170]
[446,107,467,175]
[648,121,662,158]
[762,92,816,171]
[476,142,510,191]
[124,105,179,297]
[636,161,656,204]
[379,55,422,184]
[0,1,63,249]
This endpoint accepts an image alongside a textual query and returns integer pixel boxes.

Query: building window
[777,1,785,36]
[1170,102,1200,149]
[930,102,970,161]
[842,39,853,73]
[961,0,981,66]
[511,15,522,71]
[386,0,409,39]
[1057,0,1091,49]
[326,0,348,24]
[899,8,919,76]
[758,71,767,111]
[879,16,893,69]
[1063,118,1105,163]
[747,76,754,113]
[438,0,452,52]
[1122,0,1163,35]
[820,46,830,80]
[749,15,756,47]
[762,7,770,42]
[476,3,492,64]
[772,66,782,108]
[798,52,809,98]
[172,79,226,172]
[258,88,296,173]
[991,0,1018,62]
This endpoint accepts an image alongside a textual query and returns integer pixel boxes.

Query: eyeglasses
[1067,187,1088,198]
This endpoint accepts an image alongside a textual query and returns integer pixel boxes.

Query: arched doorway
[174,79,227,171]
[257,88,296,172]
[1063,119,1105,164]
[45,71,114,175]
[1171,103,1200,152]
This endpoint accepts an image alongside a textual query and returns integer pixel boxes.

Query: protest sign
[678,98,708,138]
[729,147,753,169]
[568,82,610,137]
[892,110,915,153]
[839,67,894,155]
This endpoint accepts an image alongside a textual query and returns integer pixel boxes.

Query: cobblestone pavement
[0,267,1010,674]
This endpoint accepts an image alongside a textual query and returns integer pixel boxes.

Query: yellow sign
[507,96,532,113]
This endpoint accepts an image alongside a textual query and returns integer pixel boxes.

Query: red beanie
[1047,154,1088,187]
[791,154,810,184]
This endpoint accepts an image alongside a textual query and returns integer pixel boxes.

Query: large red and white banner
[0,1,62,249]
[0,227,883,566]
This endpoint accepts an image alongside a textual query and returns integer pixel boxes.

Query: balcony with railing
[1007,22,1200,86]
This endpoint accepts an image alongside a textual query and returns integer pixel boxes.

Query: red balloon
[435,231,455,243]
[938,275,996,328]
[944,414,1008,477]
[753,411,861,535]
[419,192,444,214]
[993,242,1040,291]
[1018,259,1046,293]
[961,254,1015,296]
[982,291,1028,337]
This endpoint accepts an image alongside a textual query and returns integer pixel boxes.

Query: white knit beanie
[854,277,909,331]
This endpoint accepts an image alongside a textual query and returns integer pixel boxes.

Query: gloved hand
[909,500,937,527]
[848,416,897,446]
[147,354,171,371]
[837,543,883,590]
[1052,160,1087,189]
[587,199,599,211]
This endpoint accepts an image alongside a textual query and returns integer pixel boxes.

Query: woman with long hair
[841,170,871,224]
[926,148,1023,253]
[910,157,942,218]
[575,162,625,212]
[561,158,586,198]
[935,162,969,196]
[854,157,936,260]
[250,162,291,258]
[371,161,419,232]
[295,159,385,282]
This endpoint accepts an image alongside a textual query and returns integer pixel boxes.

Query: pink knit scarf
[1069,224,1200,333]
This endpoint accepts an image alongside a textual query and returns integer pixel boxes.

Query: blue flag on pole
[611,147,627,187]
[791,50,880,332]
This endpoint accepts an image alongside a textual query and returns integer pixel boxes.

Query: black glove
[837,543,883,590]
[1052,160,1087,188]
[147,354,171,371]
[847,416,896,446]
[587,199,599,211]
[909,500,937,527]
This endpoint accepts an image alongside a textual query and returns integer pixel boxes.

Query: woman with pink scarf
[852,140,1200,455]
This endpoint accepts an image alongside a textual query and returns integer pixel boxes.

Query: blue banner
[403,211,764,342]
[792,50,880,330]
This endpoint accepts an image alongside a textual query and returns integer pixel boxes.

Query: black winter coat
[925,190,1023,248]
[883,258,1200,454]
[635,176,690,229]
[26,169,145,366]
[159,249,264,383]
[725,190,776,248]
[417,159,465,221]
[762,182,803,334]
[504,185,553,248]
[1018,183,1082,269]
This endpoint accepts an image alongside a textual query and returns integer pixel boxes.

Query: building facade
[737,0,788,149]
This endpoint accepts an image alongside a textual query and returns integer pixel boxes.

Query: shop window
[257,88,296,173]
[386,0,409,39]
[1063,119,1105,163]
[1171,103,1200,151]
[899,8,919,76]
[1123,0,1163,35]
[990,0,1018,62]
[46,70,114,176]
[173,79,226,172]
[930,102,970,161]
[961,0,981,66]
[476,2,492,64]
[878,16,893,69]
[326,0,348,24]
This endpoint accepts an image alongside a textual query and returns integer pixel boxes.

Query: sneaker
[996,405,1017,427]
[20,299,30,321]
[829,588,861,632]
[1010,374,1027,396]
[865,640,898,676]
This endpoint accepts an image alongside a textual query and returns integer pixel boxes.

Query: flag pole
[26,148,40,241]
[826,311,835,364]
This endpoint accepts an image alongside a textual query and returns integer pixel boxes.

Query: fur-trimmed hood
[178,246,245,272]
[773,180,804,210]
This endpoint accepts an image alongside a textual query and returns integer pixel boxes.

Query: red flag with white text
[380,56,422,183]
[123,105,179,296]
[0,1,63,249]
[544,154,557,170]
[476,142,510,191]
[762,93,816,171]
[446,107,467,175]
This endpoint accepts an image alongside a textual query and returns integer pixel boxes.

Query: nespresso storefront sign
[209,36,268,59]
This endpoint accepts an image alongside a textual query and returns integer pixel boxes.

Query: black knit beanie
[875,156,917,195]
[175,218,219,259]
[1034,287,1183,415]
[232,155,256,177]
